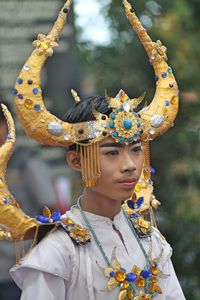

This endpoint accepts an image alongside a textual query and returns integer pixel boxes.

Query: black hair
[63,95,112,123]
[63,95,112,151]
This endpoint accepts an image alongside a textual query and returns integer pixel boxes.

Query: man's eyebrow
[100,140,141,148]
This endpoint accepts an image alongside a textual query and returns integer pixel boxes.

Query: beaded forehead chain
[12,0,179,188]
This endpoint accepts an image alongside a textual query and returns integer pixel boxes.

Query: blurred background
[0,0,200,299]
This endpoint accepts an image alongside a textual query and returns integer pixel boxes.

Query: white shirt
[10,206,186,300]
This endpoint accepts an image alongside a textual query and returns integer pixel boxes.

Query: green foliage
[75,0,200,298]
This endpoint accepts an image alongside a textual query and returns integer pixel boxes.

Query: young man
[7,95,185,299]
[0,0,186,299]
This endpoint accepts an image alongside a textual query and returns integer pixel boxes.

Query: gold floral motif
[151,40,168,62]
[32,33,59,56]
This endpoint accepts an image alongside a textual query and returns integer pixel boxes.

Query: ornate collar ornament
[77,198,169,300]
[12,0,179,191]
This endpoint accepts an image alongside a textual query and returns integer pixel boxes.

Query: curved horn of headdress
[0,105,37,241]
[123,0,179,141]
[13,1,73,147]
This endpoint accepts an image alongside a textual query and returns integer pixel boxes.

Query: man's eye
[131,146,142,153]
[105,150,119,156]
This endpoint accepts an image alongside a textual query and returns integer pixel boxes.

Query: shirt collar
[71,205,125,228]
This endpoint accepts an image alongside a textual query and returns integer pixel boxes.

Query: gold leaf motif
[112,259,121,271]
[118,289,127,300]
[43,206,51,218]
[106,277,119,291]
[104,267,114,277]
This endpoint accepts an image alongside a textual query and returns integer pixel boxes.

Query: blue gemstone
[168,67,173,74]
[36,215,50,223]
[109,271,116,278]
[129,137,133,143]
[3,198,9,204]
[123,119,132,130]
[137,122,141,128]
[109,121,115,129]
[11,89,18,95]
[33,88,39,95]
[113,132,118,138]
[151,166,156,174]
[140,270,151,279]
[162,72,167,78]
[17,78,23,84]
[110,113,116,120]
[117,109,122,113]
[155,75,158,81]
[52,211,61,222]
[136,197,144,208]
[132,112,137,117]
[34,104,41,111]
[18,94,23,99]
[153,261,158,267]
[135,130,139,136]
[165,100,170,107]
[130,213,140,219]
[127,200,135,209]
[126,273,137,282]
[119,137,125,143]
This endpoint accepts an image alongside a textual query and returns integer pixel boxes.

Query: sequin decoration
[18,94,23,100]
[161,72,167,78]
[17,78,23,84]
[33,88,39,95]
[48,122,64,137]
[150,115,164,128]
[23,65,31,71]
[168,67,173,74]
[11,89,18,95]
[34,104,41,111]
[24,99,34,109]
[64,134,71,141]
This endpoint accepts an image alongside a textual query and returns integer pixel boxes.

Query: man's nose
[120,152,136,173]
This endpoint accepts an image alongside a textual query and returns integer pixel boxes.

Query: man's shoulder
[150,226,173,263]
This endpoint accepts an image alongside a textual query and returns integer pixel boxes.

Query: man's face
[89,137,143,202]
[0,121,8,147]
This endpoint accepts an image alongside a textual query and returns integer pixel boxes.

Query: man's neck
[80,189,122,220]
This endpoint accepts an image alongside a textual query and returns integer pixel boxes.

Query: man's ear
[66,151,82,172]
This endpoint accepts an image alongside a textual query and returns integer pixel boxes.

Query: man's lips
[117,178,138,187]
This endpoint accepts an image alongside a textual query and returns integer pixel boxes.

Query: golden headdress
[12,0,179,197]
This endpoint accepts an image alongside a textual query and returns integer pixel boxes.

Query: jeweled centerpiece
[107,90,145,144]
